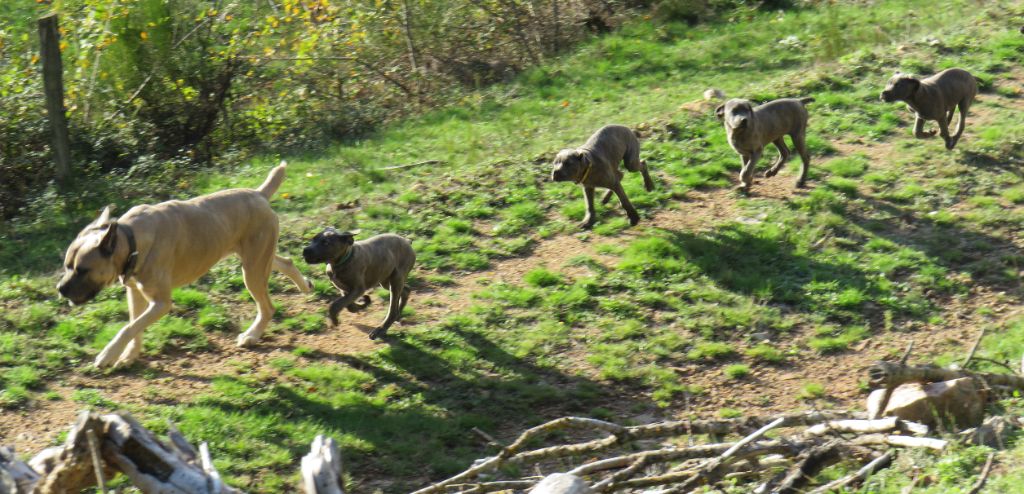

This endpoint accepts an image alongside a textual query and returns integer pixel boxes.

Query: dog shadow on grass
[195,323,654,490]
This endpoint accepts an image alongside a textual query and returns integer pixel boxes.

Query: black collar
[119,224,139,282]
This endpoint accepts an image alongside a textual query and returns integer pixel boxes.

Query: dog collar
[333,248,354,267]
[119,224,139,282]
[575,159,593,184]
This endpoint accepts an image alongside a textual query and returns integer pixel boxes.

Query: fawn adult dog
[57,161,312,368]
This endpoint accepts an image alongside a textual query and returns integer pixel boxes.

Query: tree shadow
[846,196,1023,294]
[660,224,874,310]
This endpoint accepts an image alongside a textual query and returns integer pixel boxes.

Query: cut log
[301,435,345,494]
[866,378,986,428]
[0,446,39,494]
[102,413,242,493]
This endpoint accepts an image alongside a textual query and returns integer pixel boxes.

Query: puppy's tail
[257,160,287,199]
[799,97,815,105]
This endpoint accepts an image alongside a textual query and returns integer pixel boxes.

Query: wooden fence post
[38,13,71,185]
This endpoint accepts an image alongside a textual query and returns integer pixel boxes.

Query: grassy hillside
[1,0,1023,492]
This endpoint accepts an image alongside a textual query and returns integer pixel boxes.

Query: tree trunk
[38,14,71,186]
[400,0,421,74]
[550,0,561,52]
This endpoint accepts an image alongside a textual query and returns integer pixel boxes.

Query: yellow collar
[576,160,593,184]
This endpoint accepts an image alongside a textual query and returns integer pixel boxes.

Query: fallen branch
[807,450,894,494]
[963,328,987,369]
[966,452,996,494]
[379,159,445,171]
[868,361,1024,391]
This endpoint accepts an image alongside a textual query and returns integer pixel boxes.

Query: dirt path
[3,74,1022,455]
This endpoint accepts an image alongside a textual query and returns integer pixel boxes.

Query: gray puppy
[550,124,655,228]
[880,68,978,150]
[715,97,814,193]
[303,229,415,339]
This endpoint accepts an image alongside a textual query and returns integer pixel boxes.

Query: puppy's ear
[904,77,921,94]
[714,104,725,121]
[99,221,118,257]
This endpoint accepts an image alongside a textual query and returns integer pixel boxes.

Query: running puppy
[57,161,313,368]
[880,68,978,150]
[716,97,815,193]
[550,124,655,229]
[303,229,415,340]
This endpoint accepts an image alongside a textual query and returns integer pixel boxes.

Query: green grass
[723,364,751,379]
[1,0,1023,491]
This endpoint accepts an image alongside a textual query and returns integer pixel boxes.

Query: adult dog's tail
[257,160,287,199]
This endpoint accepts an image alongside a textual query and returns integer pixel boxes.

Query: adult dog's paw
[369,327,387,340]
[94,348,119,368]
[237,333,259,348]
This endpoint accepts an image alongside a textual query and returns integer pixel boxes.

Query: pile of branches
[0,411,345,494]
[412,411,950,494]
[416,348,1024,494]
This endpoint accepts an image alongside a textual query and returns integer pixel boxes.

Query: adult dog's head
[550,148,591,183]
[715,98,756,133]
[57,206,125,305]
[881,72,920,102]
[303,228,356,265]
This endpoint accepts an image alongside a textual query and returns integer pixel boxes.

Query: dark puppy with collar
[880,68,977,150]
[550,124,655,229]
[303,229,415,339]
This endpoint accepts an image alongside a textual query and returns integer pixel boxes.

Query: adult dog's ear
[90,205,115,228]
[714,104,725,121]
[99,221,118,257]
[338,231,356,246]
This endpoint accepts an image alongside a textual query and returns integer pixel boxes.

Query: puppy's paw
[236,333,259,348]
[628,214,640,226]
[369,327,387,340]
[795,180,808,189]
[734,184,751,195]
[302,277,314,293]
[577,219,595,230]
[765,167,780,178]
[945,140,958,150]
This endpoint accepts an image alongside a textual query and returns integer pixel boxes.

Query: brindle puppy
[303,229,415,339]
